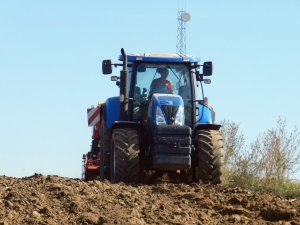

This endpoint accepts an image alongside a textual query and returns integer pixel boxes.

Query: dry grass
[220,118,300,198]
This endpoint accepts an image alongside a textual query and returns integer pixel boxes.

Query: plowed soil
[0,174,299,225]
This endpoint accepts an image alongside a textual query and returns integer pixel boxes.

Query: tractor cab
[131,61,193,127]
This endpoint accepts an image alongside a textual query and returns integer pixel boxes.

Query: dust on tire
[110,128,140,183]
[195,129,224,184]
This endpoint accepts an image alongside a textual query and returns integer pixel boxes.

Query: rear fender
[194,123,221,134]
[112,121,141,130]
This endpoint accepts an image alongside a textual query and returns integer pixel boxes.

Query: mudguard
[194,103,221,133]
[112,121,141,130]
[194,123,222,134]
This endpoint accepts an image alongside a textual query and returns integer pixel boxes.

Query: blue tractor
[99,48,224,184]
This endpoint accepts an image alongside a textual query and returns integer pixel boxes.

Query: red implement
[82,104,102,181]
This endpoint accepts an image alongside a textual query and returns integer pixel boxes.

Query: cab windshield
[132,63,193,125]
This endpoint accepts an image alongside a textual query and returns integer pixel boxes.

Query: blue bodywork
[105,94,185,128]
[105,96,214,127]
[105,96,120,129]
[196,104,213,124]
[148,94,184,127]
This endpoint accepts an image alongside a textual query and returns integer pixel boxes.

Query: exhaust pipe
[120,48,128,120]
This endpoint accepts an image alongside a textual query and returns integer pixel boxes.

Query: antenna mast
[176,11,191,55]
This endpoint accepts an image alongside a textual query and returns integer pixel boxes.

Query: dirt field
[0,174,299,225]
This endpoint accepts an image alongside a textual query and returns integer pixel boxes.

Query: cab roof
[119,53,201,63]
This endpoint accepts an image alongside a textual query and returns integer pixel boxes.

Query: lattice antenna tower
[176,11,191,55]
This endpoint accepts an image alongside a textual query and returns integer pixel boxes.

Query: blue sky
[0,0,299,178]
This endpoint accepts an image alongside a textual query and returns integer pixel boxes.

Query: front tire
[194,130,224,184]
[110,128,140,183]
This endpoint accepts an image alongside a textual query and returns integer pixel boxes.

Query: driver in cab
[150,67,173,95]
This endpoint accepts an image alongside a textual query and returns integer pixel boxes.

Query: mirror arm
[196,71,203,81]
[113,63,123,67]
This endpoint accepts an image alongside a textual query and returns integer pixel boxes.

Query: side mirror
[203,61,213,76]
[102,60,112,74]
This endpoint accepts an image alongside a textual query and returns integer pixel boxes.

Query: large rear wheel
[99,116,111,181]
[194,130,224,184]
[110,128,140,183]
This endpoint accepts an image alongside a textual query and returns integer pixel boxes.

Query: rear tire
[110,128,140,183]
[194,130,224,184]
[99,116,111,181]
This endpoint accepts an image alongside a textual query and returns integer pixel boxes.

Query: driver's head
[158,68,169,80]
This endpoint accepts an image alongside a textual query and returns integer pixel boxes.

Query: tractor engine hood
[148,93,185,127]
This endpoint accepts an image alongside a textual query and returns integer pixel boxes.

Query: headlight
[156,106,167,125]
[174,106,184,125]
